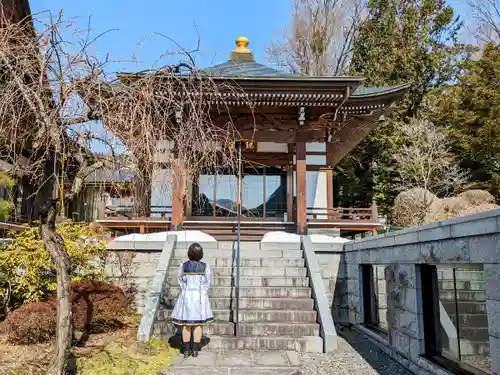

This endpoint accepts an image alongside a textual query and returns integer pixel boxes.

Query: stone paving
[161,329,413,375]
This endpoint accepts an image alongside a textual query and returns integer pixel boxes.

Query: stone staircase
[153,241,323,352]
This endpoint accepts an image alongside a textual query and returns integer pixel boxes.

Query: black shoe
[182,342,191,358]
[191,342,200,357]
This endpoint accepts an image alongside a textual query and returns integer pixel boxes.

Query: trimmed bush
[70,280,129,333]
[5,281,129,344]
[4,301,57,344]
[458,189,496,205]
[392,188,437,227]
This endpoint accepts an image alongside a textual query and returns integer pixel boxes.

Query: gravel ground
[164,328,415,375]
[298,329,414,375]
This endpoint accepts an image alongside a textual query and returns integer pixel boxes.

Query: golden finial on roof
[230,36,254,62]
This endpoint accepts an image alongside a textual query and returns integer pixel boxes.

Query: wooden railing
[306,206,377,222]
[103,205,173,219]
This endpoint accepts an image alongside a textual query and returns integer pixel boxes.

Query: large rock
[392,188,437,227]
[424,189,499,224]
[458,189,495,205]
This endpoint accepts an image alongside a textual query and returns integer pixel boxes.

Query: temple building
[95,36,409,239]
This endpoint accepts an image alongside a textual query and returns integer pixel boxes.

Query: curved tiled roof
[202,61,290,77]
[351,83,411,97]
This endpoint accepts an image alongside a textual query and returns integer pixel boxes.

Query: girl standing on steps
[172,243,214,358]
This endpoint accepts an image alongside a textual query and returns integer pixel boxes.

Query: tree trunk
[134,159,152,217]
[40,199,72,375]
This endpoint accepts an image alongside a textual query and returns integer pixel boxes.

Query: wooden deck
[95,206,383,240]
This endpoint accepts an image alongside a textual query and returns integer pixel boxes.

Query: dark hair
[187,243,203,261]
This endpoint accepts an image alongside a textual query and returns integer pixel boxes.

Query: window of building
[361,264,389,337]
[420,264,491,375]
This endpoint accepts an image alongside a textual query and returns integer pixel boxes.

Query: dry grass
[0,316,177,375]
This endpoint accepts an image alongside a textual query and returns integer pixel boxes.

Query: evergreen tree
[338,0,471,214]
[427,43,500,198]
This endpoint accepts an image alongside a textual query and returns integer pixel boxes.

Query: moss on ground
[0,325,177,375]
[76,338,177,375]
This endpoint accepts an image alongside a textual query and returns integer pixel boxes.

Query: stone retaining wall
[340,209,500,375]
[104,250,161,313]
[313,243,348,324]
[104,241,218,313]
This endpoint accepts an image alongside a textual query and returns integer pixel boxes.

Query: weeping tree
[0,13,242,375]
[78,61,242,218]
[266,0,367,75]
[0,13,120,375]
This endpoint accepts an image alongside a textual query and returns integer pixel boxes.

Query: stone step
[170,257,305,268]
[167,266,307,278]
[172,249,303,259]
[216,241,302,251]
[158,309,232,321]
[162,297,314,310]
[237,322,320,337]
[153,320,320,337]
[166,276,310,287]
[165,286,312,298]
[154,320,234,336]
[201,335,323,352]
[237,309,317,322]
[158,309,317,322]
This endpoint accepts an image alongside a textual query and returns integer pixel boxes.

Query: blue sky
[31,0,292,74]
[31,0,471,74]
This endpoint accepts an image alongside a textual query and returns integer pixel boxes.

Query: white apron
[171,260,213,325]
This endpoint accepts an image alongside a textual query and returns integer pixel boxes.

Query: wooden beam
[326,142,335,168]
[296,142,307,234]
[238,130,326,143]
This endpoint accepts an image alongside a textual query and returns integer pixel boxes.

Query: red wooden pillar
[326,142,335,220]
[286,163,294,222]
[98,200,106,219]
[326,168,334,220]
[171,159,186,230]
[296,142,307,234]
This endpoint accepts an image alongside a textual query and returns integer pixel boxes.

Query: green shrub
[0,220,107,305]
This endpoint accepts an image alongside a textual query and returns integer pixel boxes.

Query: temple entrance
[192,166,289,220]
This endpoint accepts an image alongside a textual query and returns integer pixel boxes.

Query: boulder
[392,188,437,227]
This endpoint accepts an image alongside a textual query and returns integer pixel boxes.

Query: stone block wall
[103,241,218,314]
[314,243,348,324]
[104,250,161,314]
[341,209,500,375]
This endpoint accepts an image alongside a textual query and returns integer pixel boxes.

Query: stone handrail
[301,235,338,352]
[137,234,177,342]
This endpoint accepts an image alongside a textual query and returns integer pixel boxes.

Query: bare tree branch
[469,0,500,46]
[266,0,368,75]
[392,118,469,224]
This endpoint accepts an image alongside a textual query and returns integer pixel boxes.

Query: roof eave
[116,72,366,92]
[350,83,411,99]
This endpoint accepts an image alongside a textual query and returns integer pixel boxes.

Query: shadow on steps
[167,326,211,354]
